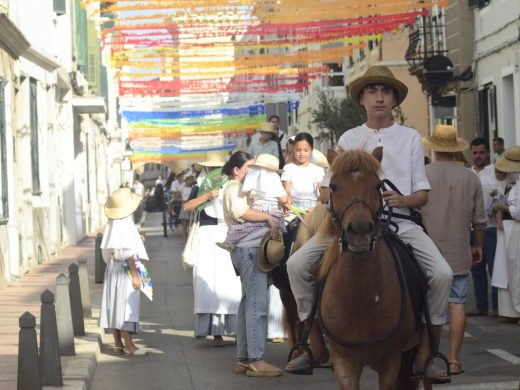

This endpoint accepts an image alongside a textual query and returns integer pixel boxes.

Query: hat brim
[421,137,469,152]
[104,193,142,220]
[349,75,408,106]
[252,161,282,173]
[256,128,278,134]
[495,157,520,173]
[257,233,285,272]
[196,161,225,168]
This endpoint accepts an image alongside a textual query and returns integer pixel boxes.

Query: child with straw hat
[99,187,149,356]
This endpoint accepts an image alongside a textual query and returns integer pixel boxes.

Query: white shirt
[481,172,514,227]
[281,163,324,204]
[331,123,431,234]
[507,181,520,221]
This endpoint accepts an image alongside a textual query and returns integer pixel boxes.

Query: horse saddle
[384,231,428,330]
[270,217,302,290]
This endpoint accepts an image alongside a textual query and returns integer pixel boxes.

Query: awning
[72,96,106,114]
[0,14,29,59]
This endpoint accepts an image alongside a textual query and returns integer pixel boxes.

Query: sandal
[234,361,250,375]
[111,346,125,355]
[410,361,450,384]
[212,337,225,348]
[124,348,148,356]
[449,361,464,375]
[246,363,283,377]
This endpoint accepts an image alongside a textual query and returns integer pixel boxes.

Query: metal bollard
[77,257,92,319]
[95,233,105,283]
[39,290,63,386]
[17,311,42,390]
[68,264,85,336]
[55,274,75,356]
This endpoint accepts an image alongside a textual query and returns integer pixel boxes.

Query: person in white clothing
[491,146,520,320]
[281,132,325,213]
[286,66,452,384]
[99,187,149,356]
[183,152,241,348]
[248,122,280,159]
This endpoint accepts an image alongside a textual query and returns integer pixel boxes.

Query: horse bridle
[327,178,384,254]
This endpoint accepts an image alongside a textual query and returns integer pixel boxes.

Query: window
[0,81,7,221]
[30,78,41,194]
[54,0,66,15]
[323,63,344,87]
[478,83,497,140]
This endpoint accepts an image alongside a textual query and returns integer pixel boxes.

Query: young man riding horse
[286,65,453,385]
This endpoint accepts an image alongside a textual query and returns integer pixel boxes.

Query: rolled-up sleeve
[472,177,487,231]
[223,181,250,224]
[410,134,431,193]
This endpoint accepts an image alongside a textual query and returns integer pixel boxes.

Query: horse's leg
[372,352,403,390]
[280,288,300,350]
[331,349,362,390]
[395,347,419,390]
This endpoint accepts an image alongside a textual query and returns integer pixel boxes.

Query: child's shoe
[216,242,235,252]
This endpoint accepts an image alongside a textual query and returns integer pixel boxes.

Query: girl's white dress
[99,216,149,333]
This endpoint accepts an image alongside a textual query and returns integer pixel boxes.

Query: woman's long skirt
[99,259,140,333]
[193,223,241,337]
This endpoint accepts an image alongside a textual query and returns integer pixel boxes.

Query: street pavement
[91,212,520,390]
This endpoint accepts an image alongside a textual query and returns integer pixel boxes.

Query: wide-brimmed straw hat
[104,187,142,220]
[257,232,285,272]
[252,153,281,173]
[196,151,226,168]
[422,124,469,152]
[312,149,329,168]
[495,146,520,173]
[349,65,408,106]
[256,122,277,133]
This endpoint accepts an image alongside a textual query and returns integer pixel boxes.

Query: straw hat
[256,122,277,133]
[196,151,226,168]
[252,153,282,173]
[257,232,286,272]
[104,187,142,220]
[349,65,408,106]
[312,149,329,168]
[422,125,469,152]
[495,146,520,173]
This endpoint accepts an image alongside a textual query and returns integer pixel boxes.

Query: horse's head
[328,149,382,255]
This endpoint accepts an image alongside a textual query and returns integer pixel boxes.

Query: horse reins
[319,178,410,347]
[327,178,384,254]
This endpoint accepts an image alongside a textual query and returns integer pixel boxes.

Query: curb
[442,381,519,390]
[43,322,103,390]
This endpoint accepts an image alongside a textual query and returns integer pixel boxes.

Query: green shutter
[30,79,40,194]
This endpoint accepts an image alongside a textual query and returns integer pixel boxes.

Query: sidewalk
[0,235,104,390]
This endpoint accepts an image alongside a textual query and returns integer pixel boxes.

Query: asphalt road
[90,212,520,390]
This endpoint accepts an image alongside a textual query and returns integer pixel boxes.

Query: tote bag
[181,211,200,271]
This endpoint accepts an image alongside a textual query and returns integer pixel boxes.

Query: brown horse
[316,150,417,390]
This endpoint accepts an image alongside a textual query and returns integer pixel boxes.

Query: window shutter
[54,0,66,15]
[30,79,40,194]
[468,0,478,9]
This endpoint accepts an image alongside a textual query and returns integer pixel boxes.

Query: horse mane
[330,149,380,179]
[319,149,381,279]
[292,203,332,254]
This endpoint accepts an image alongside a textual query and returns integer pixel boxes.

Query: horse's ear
[327,149,338,166]
[372,146,383,162]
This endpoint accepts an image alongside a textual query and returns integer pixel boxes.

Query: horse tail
[395,346,419,390]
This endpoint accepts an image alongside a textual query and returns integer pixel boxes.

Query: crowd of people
[97,65,520,385]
